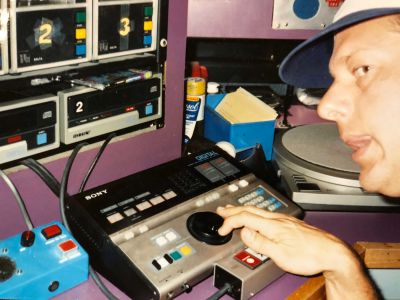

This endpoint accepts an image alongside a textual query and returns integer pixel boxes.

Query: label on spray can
[184,77,206,144]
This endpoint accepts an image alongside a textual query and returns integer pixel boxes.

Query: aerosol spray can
[184,77,206,144]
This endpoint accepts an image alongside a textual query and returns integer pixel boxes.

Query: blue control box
[0,221,89,299]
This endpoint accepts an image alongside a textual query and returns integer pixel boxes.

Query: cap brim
[279,8,400,88]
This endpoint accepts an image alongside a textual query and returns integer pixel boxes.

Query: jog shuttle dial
[187,211,232,245]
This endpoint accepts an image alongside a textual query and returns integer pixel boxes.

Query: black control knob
[21,230,35,248]
[0,256,16,282]
[187,211,232,245]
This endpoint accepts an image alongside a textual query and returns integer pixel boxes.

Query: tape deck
[58,73,163,144]
[0,92,59,164]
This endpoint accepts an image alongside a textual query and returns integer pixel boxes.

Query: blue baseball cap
[279,0,400,88]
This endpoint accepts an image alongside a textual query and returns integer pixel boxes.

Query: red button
[41,224,62,240]
[7,135,22,144]
[58,240,77,253]
[234,250,262,269]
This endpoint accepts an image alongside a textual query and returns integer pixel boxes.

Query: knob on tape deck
[66,147,303,299]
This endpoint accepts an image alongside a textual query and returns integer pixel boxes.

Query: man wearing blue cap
[217,0,400,298]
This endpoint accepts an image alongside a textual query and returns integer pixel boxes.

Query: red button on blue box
[41,224,62,240]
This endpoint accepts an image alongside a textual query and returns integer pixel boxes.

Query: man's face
[317,15,400,197]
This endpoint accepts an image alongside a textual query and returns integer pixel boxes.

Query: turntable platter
[281,123,359,173]
[272,123,400,211]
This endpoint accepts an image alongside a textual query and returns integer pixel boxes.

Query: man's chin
[359,171,400,197]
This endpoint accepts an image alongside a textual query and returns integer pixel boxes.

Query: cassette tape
[9,0,92,73]
[93,0,159,60]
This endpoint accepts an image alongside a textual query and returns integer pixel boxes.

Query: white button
[238,197,246,204]
[211,192,220,200]
[124,231,134,240]
[165,231,177,242]
[196,199,205,207]
[106,213,123,224]
[238,179,249,188]
[157,257,169,268]
[163,190,177,200]
[205,195,213,203]
[228,184,239,192]
[150,196,164,205]
[138,225,149,233]
[155,236,168,246]
[136,201,152,211]
[124,208,136,217]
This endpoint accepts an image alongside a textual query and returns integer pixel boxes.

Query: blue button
[170,251,182,261]
[76,44,86,56]
[143,35,152,46]
[145,104,153,115]
[37,132,47,145]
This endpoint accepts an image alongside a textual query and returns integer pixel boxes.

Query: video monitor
[93,0,158,60]
[9,0,91,73]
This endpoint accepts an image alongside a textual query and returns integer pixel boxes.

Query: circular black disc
[0,256,16,282]
[187,211,232,245]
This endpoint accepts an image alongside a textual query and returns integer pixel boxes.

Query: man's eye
[354,65,370,77]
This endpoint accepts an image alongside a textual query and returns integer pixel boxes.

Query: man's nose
[317,84,349,122]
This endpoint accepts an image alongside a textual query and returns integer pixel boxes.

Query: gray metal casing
[0,94,59,163]
[58,74,162,144]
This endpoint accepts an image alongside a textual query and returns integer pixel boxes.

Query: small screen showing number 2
[16,8,87,67]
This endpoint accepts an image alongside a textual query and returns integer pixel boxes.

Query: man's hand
[217,205,352,275]
[217,205,378,299]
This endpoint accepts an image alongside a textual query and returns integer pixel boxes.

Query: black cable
[206,283,233,300]
[0,169,34,230]
[79,133,116,192]
[20,158,61,197]
[59,142,118,300]
[59,142,87,231]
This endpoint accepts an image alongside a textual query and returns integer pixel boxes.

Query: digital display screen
[97,2,153,55]
[195,157,240,183]
[16,8,87,67]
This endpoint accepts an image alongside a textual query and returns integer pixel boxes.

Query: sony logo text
[85,189,108,200]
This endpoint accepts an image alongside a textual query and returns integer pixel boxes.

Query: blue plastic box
[204,94,276,160]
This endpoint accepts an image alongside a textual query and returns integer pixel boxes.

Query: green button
[144,6,153,17]
[170,251,182,261]
[76,11,86,23]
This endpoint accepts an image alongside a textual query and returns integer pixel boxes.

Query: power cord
[79,133,116,192]
[20,158,61,197]
[206,283,233,300]
[0,169,34,230]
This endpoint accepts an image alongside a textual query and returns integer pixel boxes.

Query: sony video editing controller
[66,147,303,299]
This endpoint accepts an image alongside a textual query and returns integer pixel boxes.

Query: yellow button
[76,28,86,40]
[180,245,192,256]
[144,21,153,31]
